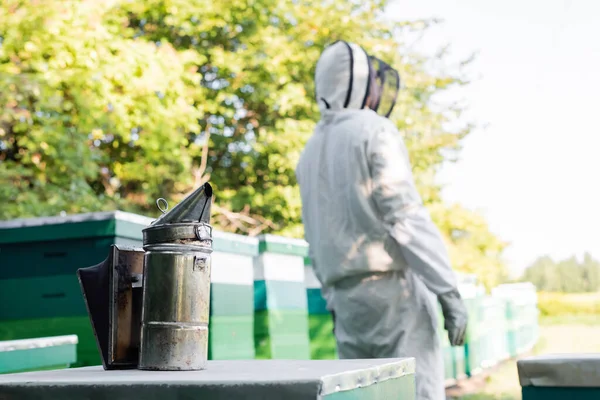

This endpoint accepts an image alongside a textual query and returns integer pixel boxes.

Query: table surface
[0,358,415,400]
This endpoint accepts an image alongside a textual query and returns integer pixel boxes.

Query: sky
[387,0,600,277]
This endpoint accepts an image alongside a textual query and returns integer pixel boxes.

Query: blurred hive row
[0,211,538,380]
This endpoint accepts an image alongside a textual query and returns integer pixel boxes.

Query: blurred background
[1,1,599,399]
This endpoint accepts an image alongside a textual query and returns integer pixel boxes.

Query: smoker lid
[150,183,213,226]
[142,182,214,246]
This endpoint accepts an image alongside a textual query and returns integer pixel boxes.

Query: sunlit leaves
[0,0,201,217]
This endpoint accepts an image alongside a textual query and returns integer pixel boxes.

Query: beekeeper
[295,40,468,400]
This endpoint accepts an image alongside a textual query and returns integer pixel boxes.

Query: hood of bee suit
[314,40,401,118]
[314,41,371,113]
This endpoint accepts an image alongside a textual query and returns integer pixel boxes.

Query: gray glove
[438,289,468,346]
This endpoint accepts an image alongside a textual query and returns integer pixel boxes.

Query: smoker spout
[151,182,213,226]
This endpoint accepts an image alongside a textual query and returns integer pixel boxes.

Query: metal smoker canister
[138,184,213,371]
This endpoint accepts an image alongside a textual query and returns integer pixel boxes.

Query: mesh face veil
[366,55,400,118]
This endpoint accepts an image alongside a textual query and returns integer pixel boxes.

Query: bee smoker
[77,183,214,371]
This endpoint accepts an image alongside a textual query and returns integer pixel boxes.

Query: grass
[537,292,600,317]
[451,314,600,400]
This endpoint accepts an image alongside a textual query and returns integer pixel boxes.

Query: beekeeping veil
[314,40,401,118]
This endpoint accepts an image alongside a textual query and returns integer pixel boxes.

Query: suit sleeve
[368,123,458,295]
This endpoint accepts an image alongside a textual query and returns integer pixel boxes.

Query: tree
[114,0,508,287]
[522,254,600,292]
[0,0,508,289]
[430,203,508,289]
[522,256,559,292]
[0,0,202,217]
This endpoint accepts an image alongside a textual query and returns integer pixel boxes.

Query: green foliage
[540,314,600,326]
[537,292,600,317]
[522,253,600,293]
[0,0,202,216]
[430,203,508,289]
[0,0,507,287]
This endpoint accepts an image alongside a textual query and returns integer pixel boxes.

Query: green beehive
[519,293,539,354]
[304,257,337,360]
[518,355,600,400]
[208,231,258,360]
[482,296,510,366]
[0,211,266,365]
[0,335,78,374]
[467,296,510,370]
[437,307,467,385]
[452,344,467,382]
[253,235,311,360]
[492,283,539,358]
[506,297,539,356]
[463,296,485,377]
[437,308,455,383]
[0,211,152,367]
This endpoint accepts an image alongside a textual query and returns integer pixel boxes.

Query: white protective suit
[295,41,465,400]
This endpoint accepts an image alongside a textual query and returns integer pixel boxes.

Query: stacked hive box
[480,296,510,366]
[516,296,540,353]
[465,297,492,377]
[460,283,485,377]
[253,235,311,359]
[0,212,262,367]
[451,344,467,382]
[0,212,151,367]
[439,276,484,382]
[0,335,78,374]
[518,355,600,400]
[208,231,258,360]
[493,283,539,357]
[437,308,467,384]
[304,257,337,360]
[0,211,542,378]
[437,309,456,384]
[448,277,480,379]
